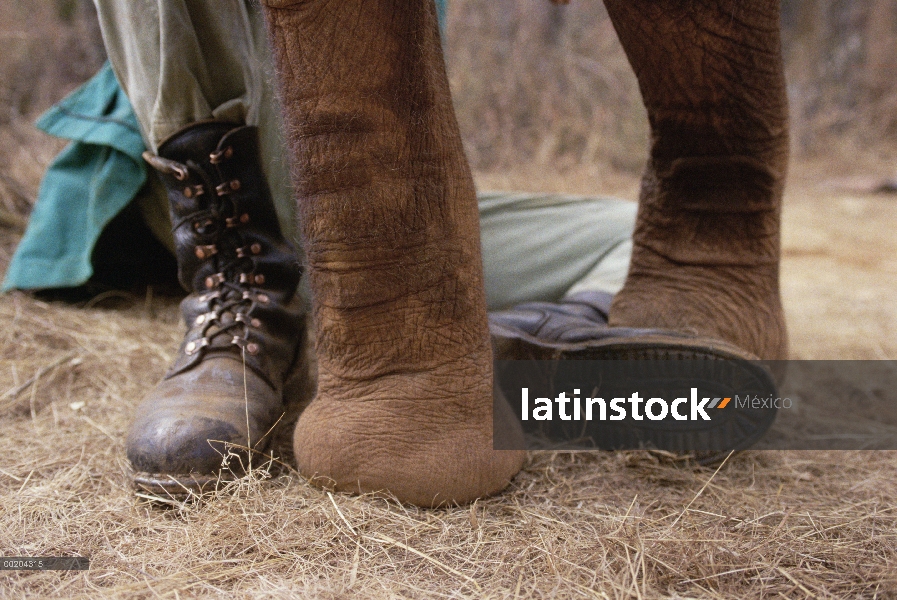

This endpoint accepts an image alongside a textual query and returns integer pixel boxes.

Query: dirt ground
[1,165,896,598]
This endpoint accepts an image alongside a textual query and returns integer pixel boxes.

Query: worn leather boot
[128,121,307,496]
[489,292,778,462]
[489,291,764,359]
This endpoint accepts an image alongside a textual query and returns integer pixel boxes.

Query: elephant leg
[260,0,524,506]
[603,0,789,359]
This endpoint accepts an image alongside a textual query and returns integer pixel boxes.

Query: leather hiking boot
[129,121,307,497]
[489,291,778,463]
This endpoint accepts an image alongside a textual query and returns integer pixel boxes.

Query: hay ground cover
[3,2,897,597]
[2,169,897,598]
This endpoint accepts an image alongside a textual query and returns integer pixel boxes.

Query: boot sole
[131,426,287,501]
[491,326,778,464]
[133,472,229,500]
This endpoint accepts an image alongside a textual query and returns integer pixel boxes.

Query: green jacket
[2,62,149,291]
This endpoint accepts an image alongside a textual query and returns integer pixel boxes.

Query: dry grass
[1,289,896,599]
[3,2,897,598]
[3,172,897,598]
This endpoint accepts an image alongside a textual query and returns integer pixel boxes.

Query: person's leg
[93,0,309,494]
[93,0,296,241]
[483,188,781,460]
[478,192,636,310]
[95,0,256,146]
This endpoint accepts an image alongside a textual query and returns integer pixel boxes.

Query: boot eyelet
[194,244,217,259]
[215,180,241,196]
[195,312,215,326]
[225,213,250,228]
[185,338,208,355]
[205,273,225,289]
[257,294,270,304]
[236,243,262,258]
[193,218,215,233]
[209,146,234,164]
[239,273,265,286]
[230,337,259,355]
[250,318,262,328]
[183,185,204,199]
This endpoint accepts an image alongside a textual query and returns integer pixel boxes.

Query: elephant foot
[609,248,787,360]
[261,0,524,506]
[601,1,790,359]
[293,354,525,507]
[607,157,788,360]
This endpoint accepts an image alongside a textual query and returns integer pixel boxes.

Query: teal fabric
[435,0,448,35]
[2,62,149,291]
[3,4,451,292]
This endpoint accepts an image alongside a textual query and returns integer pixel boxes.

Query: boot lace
[171,150,267,357]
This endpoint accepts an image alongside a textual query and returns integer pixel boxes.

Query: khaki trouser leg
[479,192,635,310]
[92,0,295,244]
[92,1,634,308]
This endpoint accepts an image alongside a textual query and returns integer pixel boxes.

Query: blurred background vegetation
[448,0,897,172]
[0,0,105,247]
[1,0,896,240]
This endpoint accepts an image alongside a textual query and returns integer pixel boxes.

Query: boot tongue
[157,121,239,163]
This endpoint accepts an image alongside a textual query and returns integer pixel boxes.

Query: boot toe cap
[126,413,244,475]
[126,359,282,476]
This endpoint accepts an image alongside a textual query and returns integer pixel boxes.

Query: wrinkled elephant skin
[262,0,525,506]
[603,1,789,359]
[260,0,789,505]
